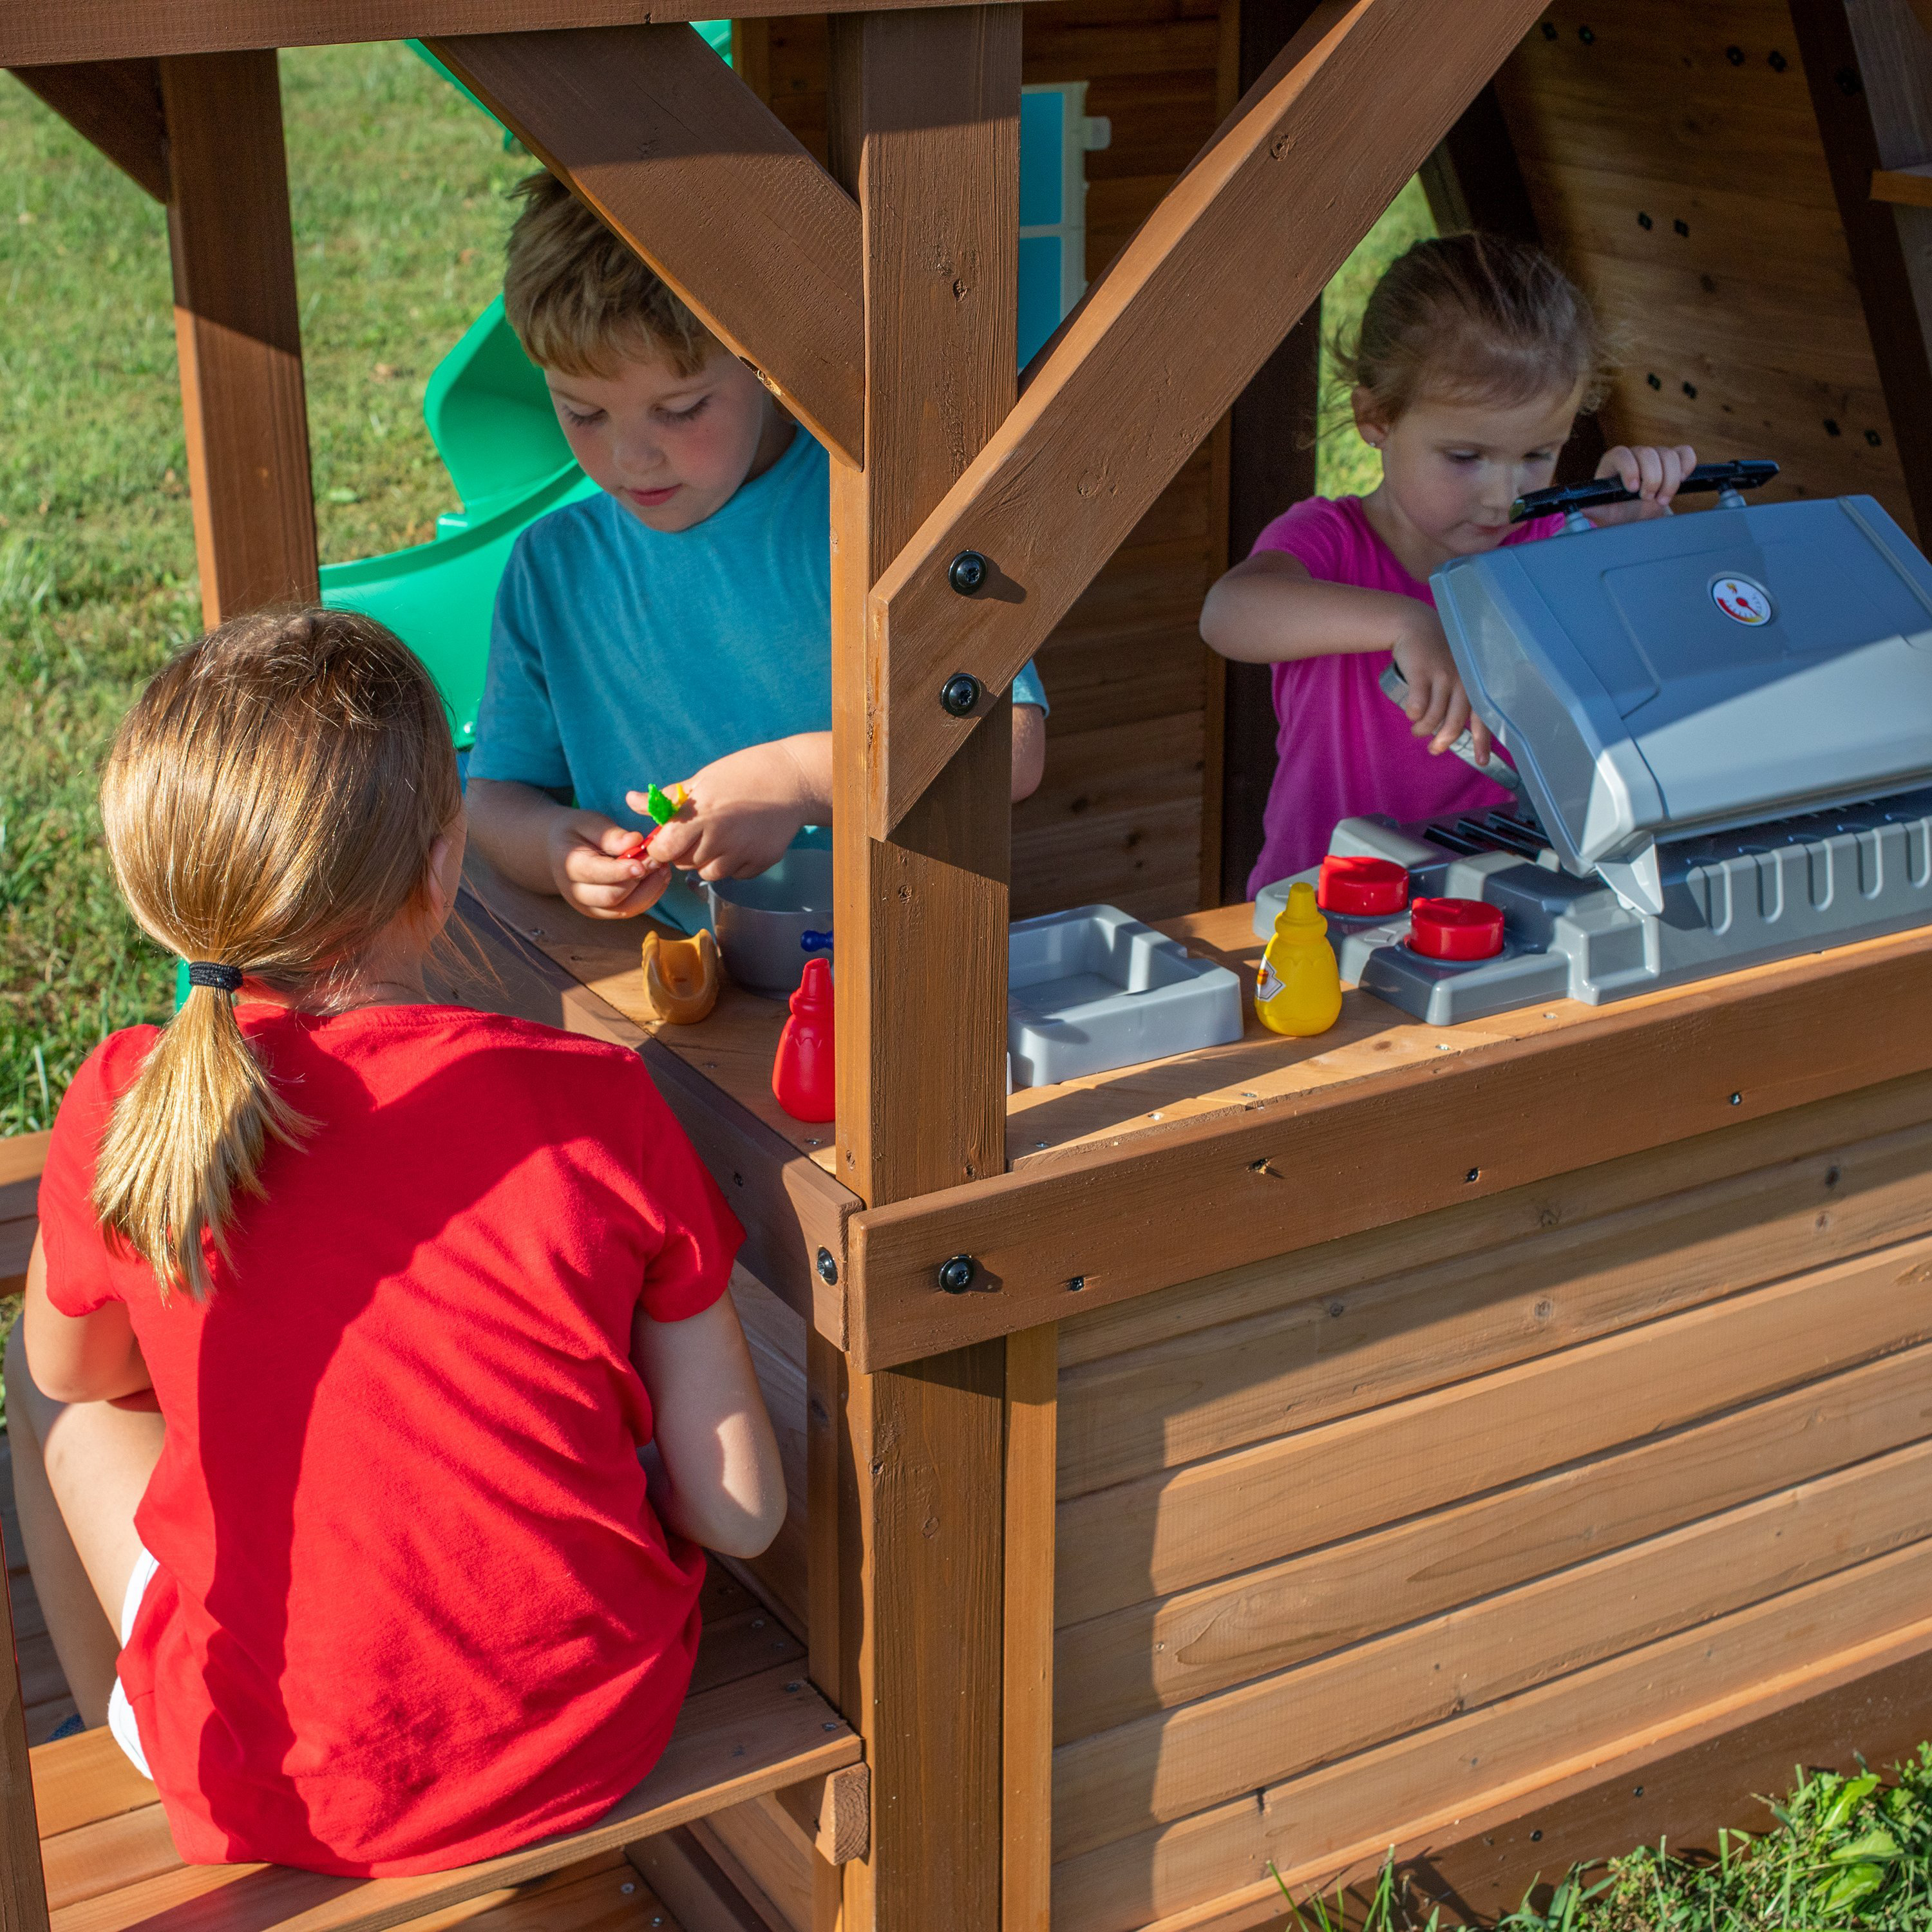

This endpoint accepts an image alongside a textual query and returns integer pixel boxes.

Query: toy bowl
[707,846,834,999]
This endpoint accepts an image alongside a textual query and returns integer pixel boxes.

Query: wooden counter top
[457,856,1932,1370]
[460,855,1932,1173]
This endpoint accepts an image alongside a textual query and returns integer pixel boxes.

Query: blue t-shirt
[471,430,1046,930]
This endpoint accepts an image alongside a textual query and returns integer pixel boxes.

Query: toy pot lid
[1318,854,1410,916]
[1408,896,1504,961]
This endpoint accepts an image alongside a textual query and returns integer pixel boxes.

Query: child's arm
[1584,443,1698,526]
[21,1235,151,1405]
[1201,553,1488,760]
[630,1293,785,1558]
[466,778,673,921]
[642,712,1047,880]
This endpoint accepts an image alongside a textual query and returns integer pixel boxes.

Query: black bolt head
[817,1247,838,1286]
[940,672,983,717]
[948,550,989,596]
[937,1254,976,1294]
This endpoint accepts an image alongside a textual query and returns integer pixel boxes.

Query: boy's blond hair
[504,171,714,379]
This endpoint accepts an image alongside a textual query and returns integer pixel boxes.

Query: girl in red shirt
[3,609,785,1875]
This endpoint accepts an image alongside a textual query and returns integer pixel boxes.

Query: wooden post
[817,10,1021,1929]
[1000,1323,1058,1932]
[159,51,319,627]
[0,1516,50,1932]
[1792,0,1932,539]
[1219,0,1329,904]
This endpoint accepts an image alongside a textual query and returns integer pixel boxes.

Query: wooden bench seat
[23,1571,857,1932]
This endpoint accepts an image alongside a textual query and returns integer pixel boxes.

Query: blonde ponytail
[92,976,311,1299]
[91,608,460,1299]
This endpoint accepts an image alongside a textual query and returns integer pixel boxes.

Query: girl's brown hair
[92,608,461,1298]
[1335,232,1614,424]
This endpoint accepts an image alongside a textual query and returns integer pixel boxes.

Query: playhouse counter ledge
[451,855,1932,1374]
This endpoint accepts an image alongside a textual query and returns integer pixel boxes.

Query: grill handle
[1511,457,1779,525]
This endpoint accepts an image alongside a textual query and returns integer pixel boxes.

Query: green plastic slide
[316,30,730,746]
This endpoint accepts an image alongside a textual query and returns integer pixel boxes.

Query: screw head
[937,1253,976,1294]
[948,549,989,595]
[817,1247,839,1285]
[940,672,983,717]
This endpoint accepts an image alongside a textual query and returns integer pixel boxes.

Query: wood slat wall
[1046,1072,1932,1931]
[1492,0,1914,529]
[749,0,1235,920]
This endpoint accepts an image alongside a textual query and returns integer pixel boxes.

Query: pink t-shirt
[1247,495,1562,895]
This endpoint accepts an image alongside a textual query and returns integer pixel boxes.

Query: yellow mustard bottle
[1255,880,1343,1036]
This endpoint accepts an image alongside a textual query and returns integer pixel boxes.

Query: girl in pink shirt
[1202,233,1698,893]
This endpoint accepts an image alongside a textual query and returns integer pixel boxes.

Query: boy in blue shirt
[467,174,1048,931]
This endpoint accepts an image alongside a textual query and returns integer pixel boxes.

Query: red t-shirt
[37,1003,742,1875]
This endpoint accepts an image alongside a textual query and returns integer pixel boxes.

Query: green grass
[1273,1752,1932,1930]
[0,44,524,1139]
[1314,175,1437,504]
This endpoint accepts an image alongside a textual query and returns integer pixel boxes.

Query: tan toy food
[641,927,721,1024]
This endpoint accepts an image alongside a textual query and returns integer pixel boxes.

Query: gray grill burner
[1256,793,1932,1025]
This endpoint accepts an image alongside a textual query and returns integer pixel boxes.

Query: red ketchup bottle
[772,957,835,1122]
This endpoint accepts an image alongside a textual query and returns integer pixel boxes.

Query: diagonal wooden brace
[862,0,1551,838]
[428,24,864,469]
[8,59,169,201]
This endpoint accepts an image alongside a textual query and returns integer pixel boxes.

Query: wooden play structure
[14,1,1932,1929]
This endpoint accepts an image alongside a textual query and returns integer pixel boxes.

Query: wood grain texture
[1057,1106,1932,1497]
[1054,1229,1932,1625]
[1056,1337,1932,1739]
[0,1510,50,1932]
[1873,160,1932,205]
[843,921,1932,1372]
[1493,0,1911,528]
[691,1801,809,1932]
[817,37,1023,1918]
[1052,1435,1932,1861]
[627,1829,777,1932]
[0,0,1026,65]
[1057,1061,1932,1365]
[1790,0,1932,538]
[0,1132,47,1290]
[829,4,1018,1209]
[863,0,1549,836]
[427,25,862,468]
[1130,1620,1932,1932]
[828,1347,1007,1932]
[8,61,168,200]
[1048,1546,1932,1932]
[43,1669,855,1932]
[1218,0,1325,903]
[1001,1325,1057,1932]
[160,50,318,627]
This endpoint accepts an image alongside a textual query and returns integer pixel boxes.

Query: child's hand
[1591,443,1698,522]
[1391,612,1493,762]
[632,739,820,882]
[546,809,673,920]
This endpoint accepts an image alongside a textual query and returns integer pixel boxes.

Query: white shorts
[107,1542,157,1780]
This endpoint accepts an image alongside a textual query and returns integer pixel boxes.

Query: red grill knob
[1408,896,1504,961]
[1318,855,1410,917]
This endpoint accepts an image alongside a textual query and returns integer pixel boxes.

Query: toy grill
[1259,462,1932,1025]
